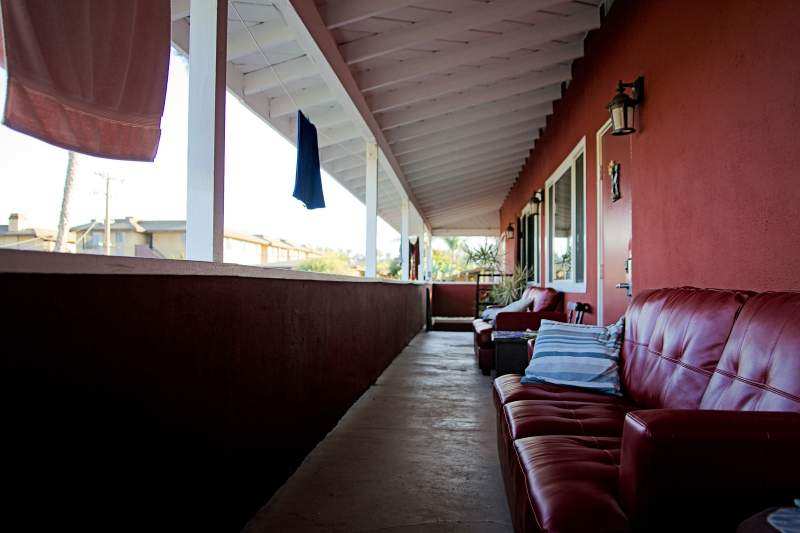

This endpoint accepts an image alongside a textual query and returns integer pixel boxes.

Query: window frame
[544,137,587,293]
[518,201,540,284]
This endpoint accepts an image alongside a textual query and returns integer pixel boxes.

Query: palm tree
[54,151,77,252]
[443,236,462,264]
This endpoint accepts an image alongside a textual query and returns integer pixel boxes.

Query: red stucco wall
[1,273,425,531]
[501,0,800,321]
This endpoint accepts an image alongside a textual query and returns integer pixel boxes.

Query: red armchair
[471,287,563,375]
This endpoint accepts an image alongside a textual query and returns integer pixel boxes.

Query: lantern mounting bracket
[617,76,645,104]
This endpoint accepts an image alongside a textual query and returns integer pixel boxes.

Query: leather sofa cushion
[514,435,629,532]
[472,318,493,347]
[700,292,800,412]
[529,287,562,313]
[494,374,623,407]
[621,287,751,409]
[504,400,635,440]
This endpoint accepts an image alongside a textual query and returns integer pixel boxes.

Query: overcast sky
[0,49,405,257]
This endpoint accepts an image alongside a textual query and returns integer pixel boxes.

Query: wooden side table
[492,331,537,377]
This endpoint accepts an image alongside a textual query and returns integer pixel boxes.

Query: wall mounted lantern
[505,222,515,240]
[607,76,644,135]
[532,189,544,204]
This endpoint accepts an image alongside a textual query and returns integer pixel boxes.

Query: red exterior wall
[1,272,425,531]
[501,0,800,321]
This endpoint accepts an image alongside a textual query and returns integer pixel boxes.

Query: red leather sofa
[473,287,564,375]
[494,287,800,532]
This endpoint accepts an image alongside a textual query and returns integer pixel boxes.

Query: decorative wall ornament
[608,161,622,202]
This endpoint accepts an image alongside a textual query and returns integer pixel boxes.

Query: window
[518,202,540,283]
[545,139,586,292]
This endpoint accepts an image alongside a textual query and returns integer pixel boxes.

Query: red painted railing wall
[0,272,425,531]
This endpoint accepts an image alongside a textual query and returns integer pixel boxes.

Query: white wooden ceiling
[171,0,603,236]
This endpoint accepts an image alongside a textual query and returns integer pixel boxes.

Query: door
[597,122,633,325]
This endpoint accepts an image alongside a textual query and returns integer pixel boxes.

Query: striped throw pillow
[520,317,625,396]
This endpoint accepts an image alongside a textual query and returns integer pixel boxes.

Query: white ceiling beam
[378,76,565,130]
[428,196,508,218]
[408,153,526,183]
[305,105,350,128]
[227,19,295,61]
[415,170,517,194]
[322,0,414,29]
[242,56,318,96]
[368,42,583,113]
[432,205,503,226]
[417,179,516,203]
[396,121,542,164]
[410,162,523,188]
[356,8,601,91]
[171,0,190,21]
[316,124,362,148]
[403,141,533,176]
[269,84,334,117]
[428,197,508,221]
[420,183,511,210]
[392,108,547,156]
[386,99,552,145]
[326,155,363,174]
[341,0,568,64]
[432,227,500,237]
[320,139,365,164]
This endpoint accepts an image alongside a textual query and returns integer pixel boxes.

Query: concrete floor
[243,331,512,533]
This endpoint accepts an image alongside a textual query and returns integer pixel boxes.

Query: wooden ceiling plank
[368,42,583,112]
[340,0,569,64]
[378,75,565,130]
[356,8,600,91]
[385,99,552,144]
[322,0,416,29]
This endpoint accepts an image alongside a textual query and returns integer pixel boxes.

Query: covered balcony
[2,0,800,532]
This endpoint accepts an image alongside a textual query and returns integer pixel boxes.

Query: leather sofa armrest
[494,311,566,332]
[620,409,800,531]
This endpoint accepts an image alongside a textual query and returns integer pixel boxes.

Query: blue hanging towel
[293,111,325,209]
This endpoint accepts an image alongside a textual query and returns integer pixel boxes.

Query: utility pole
[104,175,111,256]
[95,172,120,256]
[54,151,78,252]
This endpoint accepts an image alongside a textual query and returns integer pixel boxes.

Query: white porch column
[186,0,227,262]
[400,198,410,281]
[426,228,433,281]
[365,141,378,278]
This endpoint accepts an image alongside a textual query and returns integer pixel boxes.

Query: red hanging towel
[0,0,171,161]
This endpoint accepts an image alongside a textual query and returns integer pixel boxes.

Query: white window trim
[519,201,541,285]
[544,137,587,293]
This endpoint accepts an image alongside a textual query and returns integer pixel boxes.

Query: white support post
[401,198,410,281]
[186,0,227,262]
[365,141,378,278]
[426,228,433,281]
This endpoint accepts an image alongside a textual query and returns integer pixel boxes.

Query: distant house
[70,217,317,266]
[0,213,75,252]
